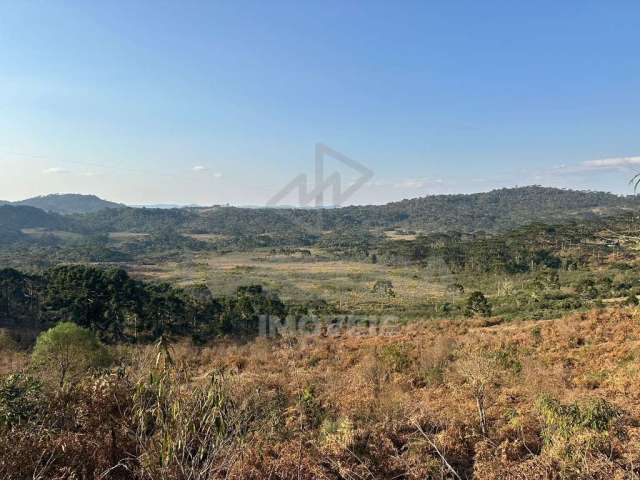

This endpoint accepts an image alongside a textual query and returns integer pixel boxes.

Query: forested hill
[0,205,72,231]
[342,186,640,232]
[191,186,640,234]
[120,186,640,235]
[9,194,123,215]
[2,186,639,238]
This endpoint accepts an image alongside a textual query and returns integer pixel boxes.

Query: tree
[219,285,287,334]
[464,291,492,317]
[457,351,500,436]
[31,322,111,387]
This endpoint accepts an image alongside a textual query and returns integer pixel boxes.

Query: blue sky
[1,1,639,205]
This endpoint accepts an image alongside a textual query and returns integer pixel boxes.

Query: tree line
[375,216,638,273]
[0,265,311,344]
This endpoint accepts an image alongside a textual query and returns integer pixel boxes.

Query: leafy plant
[31,322,111,387]
[0,374,42,427]
[491,344,523,375]
[531,325,542,344]
[464,291,492,317]
[537,395,623,466]
[380,344,412,373]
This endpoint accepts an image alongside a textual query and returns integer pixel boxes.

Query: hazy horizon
[2,183,639,210]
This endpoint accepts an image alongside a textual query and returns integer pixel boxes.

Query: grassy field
[125,246,632,321]
[6,225,635,322]
[128,249,459,313]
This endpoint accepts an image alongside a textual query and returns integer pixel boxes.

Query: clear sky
[1,1,639,206]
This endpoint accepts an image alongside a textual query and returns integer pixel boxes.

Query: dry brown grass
[2,308,640,478]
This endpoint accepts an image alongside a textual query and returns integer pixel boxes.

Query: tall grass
[1,308,640,478]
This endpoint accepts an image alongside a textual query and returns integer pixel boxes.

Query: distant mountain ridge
[64,186,640,236]
[0,205,72,231]
[345,185,640,232]
[1,194,124,215]
[1,187,639,238]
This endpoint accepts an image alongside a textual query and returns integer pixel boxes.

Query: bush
[538,395,622,435]
[31,322,111,387]
[134,371,238,475]
[379,344,412,373]
[537,395,623,466]
[531,325,542,344]
[464,291,492,317]
[575,278,598,299]
[298,384,325,428]
[491,344,522,375]
[560,296,582,310]
[0,374,42,427]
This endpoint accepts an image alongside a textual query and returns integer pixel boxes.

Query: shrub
[0,374,42,427]
[464,291,492,317]
[134,371,238,476]
[412,337,455,388]
[456,350,501,436]
[298,384,324,428]
[379,344,412,374]
[575,279,598,299]
[321,417,355,451]
[538,395,622,435]
[560,296,582,310]
[531,325,542,344]
[537,395,623,466]
[491,344,522,375]
[31,322,111,387]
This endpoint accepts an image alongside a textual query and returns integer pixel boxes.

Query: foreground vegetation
[2,308,640,479]
[2,187,640,478]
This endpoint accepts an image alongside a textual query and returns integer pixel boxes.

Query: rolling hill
[342,185,640,232]
[185,186,640,235]
[0,205,73,231]
[5,194,124,215]
[2,187,639,239]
